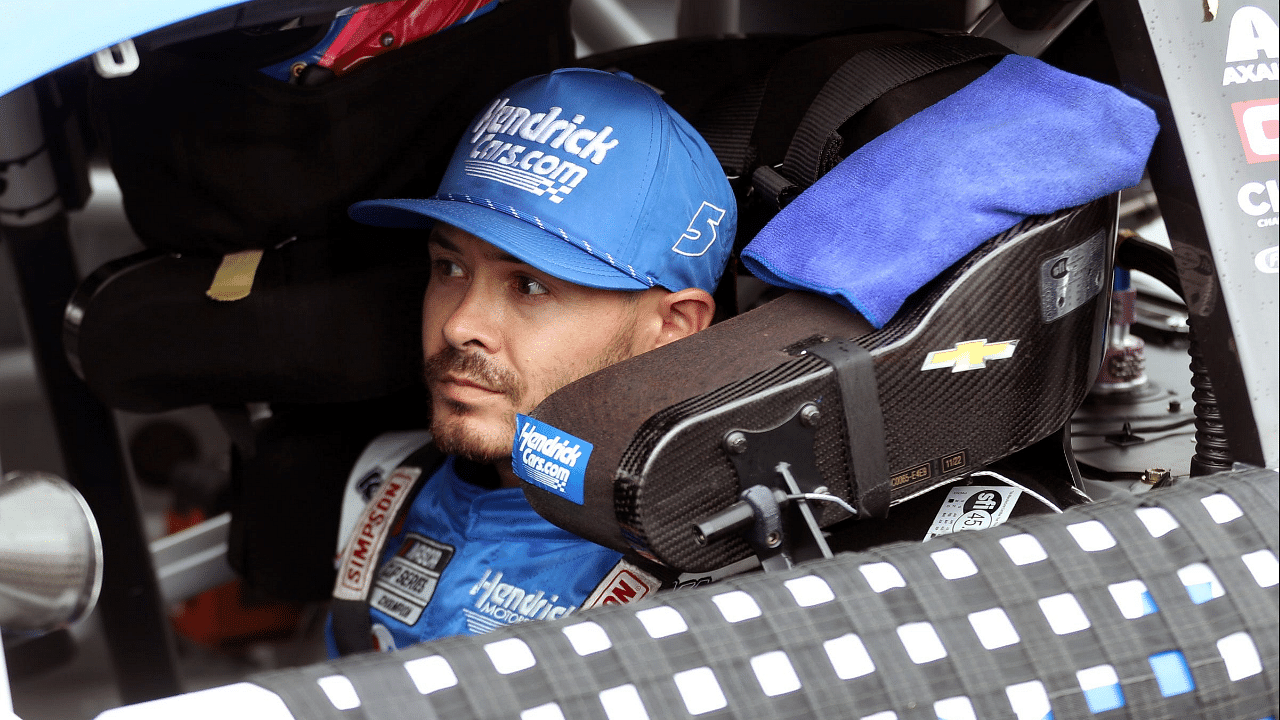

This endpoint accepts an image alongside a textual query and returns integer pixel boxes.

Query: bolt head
[800,403,821,427]
[724,431,748,454]
[1143,467,1172,485]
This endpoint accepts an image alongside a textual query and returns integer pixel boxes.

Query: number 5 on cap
[672,202,727,257]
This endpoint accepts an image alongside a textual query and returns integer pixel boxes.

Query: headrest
[520,196,1118,573]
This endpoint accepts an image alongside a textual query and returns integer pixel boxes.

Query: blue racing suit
[326,455,623,655]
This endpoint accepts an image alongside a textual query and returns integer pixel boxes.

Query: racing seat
[522,193,1117,573]
[511,28,1145,576]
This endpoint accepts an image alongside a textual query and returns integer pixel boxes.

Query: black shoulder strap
[755,35,1011,207]
[329,442,446,656]
[697,74,772,178]
[784,35,1011,185]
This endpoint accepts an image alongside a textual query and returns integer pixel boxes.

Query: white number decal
[672,202,727,257]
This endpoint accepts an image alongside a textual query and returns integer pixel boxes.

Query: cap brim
[349,198,651,291]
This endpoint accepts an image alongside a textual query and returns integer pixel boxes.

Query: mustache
[423,346,522,400]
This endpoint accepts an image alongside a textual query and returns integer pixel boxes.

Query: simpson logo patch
[465,98,620,203]
[513,415,591,504]
[334,465,422,601]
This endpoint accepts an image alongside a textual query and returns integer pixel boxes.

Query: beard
[423,346,525,463]
[422,311,639,464]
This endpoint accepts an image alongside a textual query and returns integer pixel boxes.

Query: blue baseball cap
[349,68,736,293]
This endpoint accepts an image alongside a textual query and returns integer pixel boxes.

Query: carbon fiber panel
[617,356,851,570]
[866,197,1116,495]
[617,197,1117,570]
[525,290,873,556]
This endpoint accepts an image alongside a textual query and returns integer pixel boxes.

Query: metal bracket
[693,402,856,571]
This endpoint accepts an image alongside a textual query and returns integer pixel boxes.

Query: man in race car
[327,67,736,654]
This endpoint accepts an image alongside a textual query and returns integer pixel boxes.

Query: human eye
[432,258,465,279]
[515,275,549,296]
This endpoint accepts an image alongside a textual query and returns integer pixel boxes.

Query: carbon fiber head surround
[526,196,1117,571]
[524,291,873,556]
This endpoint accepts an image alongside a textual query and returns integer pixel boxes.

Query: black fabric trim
[329,597,378,659]
[453,456,502,490]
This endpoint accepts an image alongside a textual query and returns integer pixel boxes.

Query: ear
[645,288,716,351]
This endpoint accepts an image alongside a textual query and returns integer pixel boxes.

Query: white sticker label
[371,586,427,625]
[1040,229,1106,322]
[925,485,1022,540]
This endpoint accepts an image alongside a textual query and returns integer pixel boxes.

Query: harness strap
[697,74,771,177]
[807,339,890,519]
[581,551,683,609]
[747,35,1011,207]
[783,35,1011,187]
[330,442,445,655]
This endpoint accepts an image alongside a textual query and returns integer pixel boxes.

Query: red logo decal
[1233,98,1279,164]
[599,570,653,606]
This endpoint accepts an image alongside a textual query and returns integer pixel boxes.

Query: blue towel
[741,54,1159,328]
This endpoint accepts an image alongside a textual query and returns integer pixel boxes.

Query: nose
[438,279,502,354]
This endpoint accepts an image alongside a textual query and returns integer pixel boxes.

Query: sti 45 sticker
[925,485,1021,540]
[513,415,592,504]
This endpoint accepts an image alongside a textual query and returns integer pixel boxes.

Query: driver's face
[422,223,643,464]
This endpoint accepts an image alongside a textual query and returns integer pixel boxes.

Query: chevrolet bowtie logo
[921,339,1019,373]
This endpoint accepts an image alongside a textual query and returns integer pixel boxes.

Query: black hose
[1116,231,1234,475]
[1187,344,1235,474]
